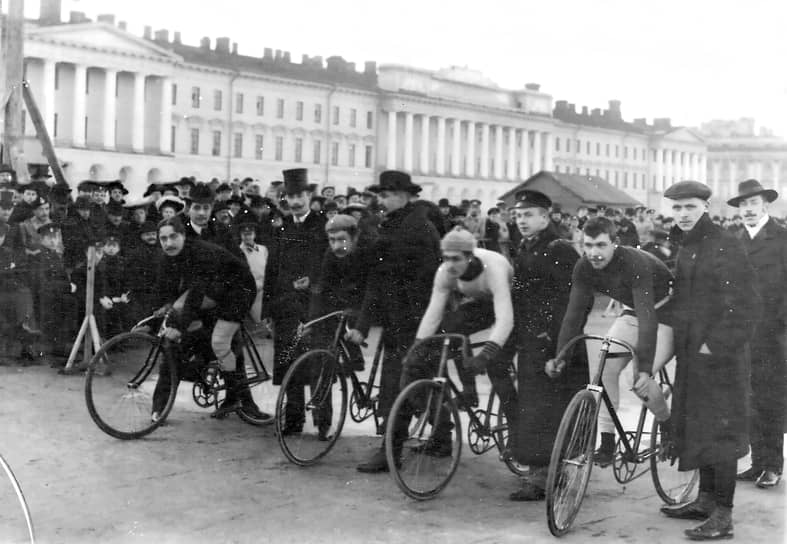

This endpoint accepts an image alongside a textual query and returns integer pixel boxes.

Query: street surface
[0,308,784,543]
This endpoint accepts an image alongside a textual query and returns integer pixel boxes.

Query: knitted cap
[440,227,476,253]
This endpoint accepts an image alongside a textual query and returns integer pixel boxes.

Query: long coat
[671,214,761,470]
[737,218,787,412]
[511,225,589,466]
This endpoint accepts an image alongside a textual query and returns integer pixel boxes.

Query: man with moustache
[263,168,328,434]
[659,180,760,541]
[726,179,787,489]
[184,183,239,257]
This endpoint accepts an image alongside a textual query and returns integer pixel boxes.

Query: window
[586,141,591,154]
[332,106,339,125]
[366,111,373,129]
[350,109,357,128]
[294,137,303,162]
[255,135,264,160]
[348,144,356,167]
[624,146,628,159]
[296,101,304,121]
[233,132,243,158]
[623,172,628,188]
[191,86,201,108]
[615,145,620,158]
[596,142,601,155]
[235,92,244,114]
[53,113,58,137]
[276,98,284,119]
[171,83,177,105]
[54,67,59,90]
[633,147,637,160]
[614,171,619,185]
[214,90,222,111]
[576,139,580,153]
[256,96,264,116]
[365,145,373,168]
[190,128,199,154]
[566,140,571,153]
[275,136,283,160]
[314,104,322,123]
[555,137,560,151]
[331,142,339,166]
[170,125,176,153]
[212,131,221,156]
[605,143,610,157]
[313,140,321,164]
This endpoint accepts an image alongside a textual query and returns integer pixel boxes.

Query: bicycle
[384,333,526,501]
[84,311,274,440]
[275,310,383,466]
[545,334,699,537]
[0,451,35,543]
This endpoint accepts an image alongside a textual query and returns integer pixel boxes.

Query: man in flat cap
[355,170,441,473]
[659,180,761,540]
[726,179,787,490]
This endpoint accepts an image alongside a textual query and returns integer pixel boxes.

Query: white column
[532,130,542,173]
[132,72,146,152]
[728,159,738,200]
[773,160,780,191]
[450,119,461,176]
[664,149,673,189]
[436,117,446,175]
[654,148,663,191]
[480,123,490,178]
[711,160,721,196]
[519,129,530,179]
[755,161,764,182]
[71,63,86,147]
[403,112,414,171]
[506,127,516,180]
[159,77,172,154]
[419,114,430,174]
[543,132,554,171]
[493,125,503,179]
[41,59,56,138]
[465,121,475,177]
[102,68,117,149]
[699,154,707,184]
[386,110,397,169]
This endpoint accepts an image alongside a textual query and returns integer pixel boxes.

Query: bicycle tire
[84,332,177,440]
[0,452,35,543]
[650,415,698,505]
[385,379,462,500]
[545,389,598,537]
[275,349,347,466]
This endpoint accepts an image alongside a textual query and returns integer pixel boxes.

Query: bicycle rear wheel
[0,452,35,544]
[85,332,177,440]
[650,414,698,504]
[275,350,347,466]
[546,389,598,537]
[386,379,462,500]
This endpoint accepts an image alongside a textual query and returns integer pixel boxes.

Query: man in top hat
[354,170,441,473]
[726,179,787,489]
[0,165,17,187]
[659,180,761,540]
[27,163,53,198]
[263,168,328,433]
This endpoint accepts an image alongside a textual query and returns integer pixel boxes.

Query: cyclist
[547,216,675,467]
[387,227,516,464]
[151,216,265,421]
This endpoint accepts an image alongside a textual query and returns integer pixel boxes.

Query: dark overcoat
[511,225,589,466]
[671,214,761,470]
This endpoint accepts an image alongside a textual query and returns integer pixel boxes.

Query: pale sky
[28,0,787,136]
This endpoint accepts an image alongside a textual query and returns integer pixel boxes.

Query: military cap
[190,183,216,204]
[663,180,712,201]
[103,234,121,244]
[487,207,500,215]
[513,189,552,210]
[237,215,258,232]
[37,223,60,236]
[325,213,358,233]
[441,228,476,253]
[74,195,93,209]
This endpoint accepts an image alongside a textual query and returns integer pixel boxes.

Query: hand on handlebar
[344,328,365,345]
[632,372,652,398]
[163,327,182,342]
[544,358,566,379]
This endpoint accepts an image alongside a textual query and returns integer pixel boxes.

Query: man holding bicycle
[151,216,265,421]
[549,216,675,468]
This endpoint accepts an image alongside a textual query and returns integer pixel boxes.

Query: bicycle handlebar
[300,310,348,331]
[554,334,641,377]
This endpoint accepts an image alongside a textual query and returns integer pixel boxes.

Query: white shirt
[744,214,769,240]
[240,243,269,291]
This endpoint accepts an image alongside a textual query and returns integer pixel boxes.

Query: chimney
[283,51,291,63]
[313,55,323,68]
[154,29,169,42]
[232,42,238,55]
[581,106,589,116]
[173,31,182,44]
[608,99,621,112]
[653,118,672,130]
[591,108,602,122]
[215,37,230,54]
[568,103,576,115]
[633,118,647,127]
[275,49,282,60]
[143,26,152,39]
[40,0,62,25]
[118,21,127,30]
[69,11,89,24]
[263,48,273,60]
[302,54,310,64]
[525,83,540,91]
[364,61,377,75]
[326,56,346,72]
[97,14,115,25]
[200,37,211,50]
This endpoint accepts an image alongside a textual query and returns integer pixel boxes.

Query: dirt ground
[0,311,784,544]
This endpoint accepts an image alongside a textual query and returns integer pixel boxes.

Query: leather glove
[466,341,501,375]
[544,358,567,379]
[99,296,113,310]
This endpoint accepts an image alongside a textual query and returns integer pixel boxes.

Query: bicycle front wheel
[84,332,177,440]
[650,415,698,504]
[275,349,347,466]
[386,379,462,500]
[546,389,598,537]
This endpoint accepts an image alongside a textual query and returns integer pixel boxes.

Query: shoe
[411,439,452,458]
[239,401,271,422]
[211,398,240,419]
[509,480,546,501]
[317,425,331,442]
[151,411,161,423]
[660,492,715,520]
[684,505,733,540]
[594,447,615,467]
[736,466,763,481]
[356,448,394,473]
[755,470,781,488]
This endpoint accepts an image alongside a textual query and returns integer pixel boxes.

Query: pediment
[26,22,182,63]
[664,127,705,144]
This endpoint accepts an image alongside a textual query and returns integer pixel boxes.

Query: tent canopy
[498,170,642,213]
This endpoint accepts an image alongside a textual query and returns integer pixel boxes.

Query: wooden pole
[21,81,67,185]
[2,0,25,180]
[62,245,103,374]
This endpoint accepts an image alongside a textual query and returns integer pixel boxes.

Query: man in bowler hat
[727,179,787,489]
